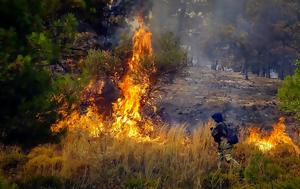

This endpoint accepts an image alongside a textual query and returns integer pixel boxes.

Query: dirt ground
[154,66,290,130]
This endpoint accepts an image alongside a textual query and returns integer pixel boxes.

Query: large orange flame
[246,117,300,154]
[51,18,155,140]
[111,18,155,139]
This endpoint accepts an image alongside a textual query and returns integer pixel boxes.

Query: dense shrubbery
[243,152,300,188]
[82,50,123,77]
[278,61,300,120]
[0,0,137,147]
[154,32,187,74]
[0,176,18,189]
[0,1,82,147]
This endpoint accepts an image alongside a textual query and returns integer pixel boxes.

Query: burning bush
[246,117,300,154]
[51,17,158,141]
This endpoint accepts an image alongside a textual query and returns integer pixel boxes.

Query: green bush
[278,61,300,120]
[0,176,18,189]
[202,170,239,189]
[244,152,300,189]
[20,176,62,189]
[28,13,78,64]
[124,177,159,189]
[244,153,283,184]
[0,56,60,147]
[82,50,123,77]
[154,32,187,74]
[0,2,79,147]
[0,149,27,175]
[124,177,145,189]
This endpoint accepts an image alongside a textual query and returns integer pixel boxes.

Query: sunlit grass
[1,122,299,189]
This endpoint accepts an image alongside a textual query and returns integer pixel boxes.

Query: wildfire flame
[246,117,300,154]
[52,18,155,140]
[111,17,155,139]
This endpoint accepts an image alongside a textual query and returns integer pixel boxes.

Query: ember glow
[246,117,300,154]
[52,18,156,140]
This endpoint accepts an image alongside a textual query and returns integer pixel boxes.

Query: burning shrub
[246,117,300,154]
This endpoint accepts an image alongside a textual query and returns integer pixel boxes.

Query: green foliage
[278,61,300,120]
[244,152,300,189]
[0,176,18,189]
[82,50,123,76]
[0,1,80,146]
[20,176,62,189]
[53,73,89,105]
[154,32,187,74]
[51,14,78,57]
[0,28,19,63]
[28,13,78,64]
[124,177,145,189]
[0,148,27,175]
[202,170,239,189]
[0,56,60,147]
[27,32,54,62]
[244,152,282,184]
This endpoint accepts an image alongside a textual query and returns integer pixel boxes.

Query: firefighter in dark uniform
[211,112,239,169]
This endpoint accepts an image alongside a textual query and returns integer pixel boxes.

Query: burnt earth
[154,66,287,129]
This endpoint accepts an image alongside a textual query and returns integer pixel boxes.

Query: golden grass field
[1,121,299,189]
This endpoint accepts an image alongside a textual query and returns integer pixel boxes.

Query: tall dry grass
[1,121,300,188]
[19,122,218,188]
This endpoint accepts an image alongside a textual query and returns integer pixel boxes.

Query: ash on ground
[154,66,290,129]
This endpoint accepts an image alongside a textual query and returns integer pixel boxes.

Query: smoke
[111,0,297,75]
[145,0,249,66]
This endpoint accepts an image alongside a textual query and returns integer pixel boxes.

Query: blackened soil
[154,66,289,129]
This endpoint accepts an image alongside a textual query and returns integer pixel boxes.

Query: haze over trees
[153,0,300,79]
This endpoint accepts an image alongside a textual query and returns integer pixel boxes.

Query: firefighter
[211,112,239,169]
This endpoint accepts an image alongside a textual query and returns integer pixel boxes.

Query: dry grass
[1,122,299,189]
[3,122,216,188]
[56,121,217,188]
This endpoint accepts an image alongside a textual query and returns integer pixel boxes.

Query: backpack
[211,123,227,143]
[225,124,239,145]
[211,127,219,139]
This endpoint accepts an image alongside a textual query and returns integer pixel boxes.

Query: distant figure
[211,112,239,169]
[211,60,218,71]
